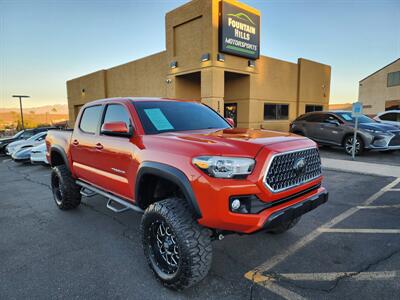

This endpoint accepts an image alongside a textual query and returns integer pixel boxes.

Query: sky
[0,0,399,109]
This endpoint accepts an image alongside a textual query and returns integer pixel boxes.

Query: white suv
[374,110,400,127]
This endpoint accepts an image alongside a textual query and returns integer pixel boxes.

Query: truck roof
[87,97,198,105]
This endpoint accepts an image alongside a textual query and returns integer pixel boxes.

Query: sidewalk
[321,157,400,178]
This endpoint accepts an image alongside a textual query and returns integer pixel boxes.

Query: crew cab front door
[94,103,138,201]
[317,114,344,145]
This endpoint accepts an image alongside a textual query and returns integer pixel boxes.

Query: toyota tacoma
[46,97,328,290]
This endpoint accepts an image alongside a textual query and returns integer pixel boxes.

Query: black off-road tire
[141,198,212,290]
[51,165,81,210]
[267,217,301,234]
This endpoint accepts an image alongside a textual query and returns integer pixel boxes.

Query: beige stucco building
[67,0,331,131]
[359,58,400,114]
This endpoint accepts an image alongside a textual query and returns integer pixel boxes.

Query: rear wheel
[141,198,212,290]
[51,165,81,210]
[344,135,364,156]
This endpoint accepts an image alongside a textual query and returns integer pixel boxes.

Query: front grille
[264,148,322,192]
[389,133,400,146]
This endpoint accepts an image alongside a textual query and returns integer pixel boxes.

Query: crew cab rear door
[70,105,104,186]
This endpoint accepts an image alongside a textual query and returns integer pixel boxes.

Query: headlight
[192,156,255,178]
[363,128,386,134]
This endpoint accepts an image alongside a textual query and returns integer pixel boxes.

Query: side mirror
[226,118,235,127]
[325,119,340,126]
[101,122,132,137]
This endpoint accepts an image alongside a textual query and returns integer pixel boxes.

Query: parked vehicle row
[0,127,54,153]
[0,129,51,165]
[290,110,400,155]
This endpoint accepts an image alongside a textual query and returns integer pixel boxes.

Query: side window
[102,104,132,128]
[36,134,47,141]
[79,105,103,134]
[380,113,396,121]
[323,115,342,123]
[305,105,323,113]
[306,114,325,123]
[22,131,34,139]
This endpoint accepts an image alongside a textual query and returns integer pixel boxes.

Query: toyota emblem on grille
[293,158,306,175]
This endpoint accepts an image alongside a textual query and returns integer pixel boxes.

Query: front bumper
[365,131,400,150]
[30,152,48,164]
[262,190,328,231]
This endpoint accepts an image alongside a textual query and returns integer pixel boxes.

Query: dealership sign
[219,1,260,60]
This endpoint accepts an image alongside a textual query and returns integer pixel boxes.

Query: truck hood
[144,128,314,158]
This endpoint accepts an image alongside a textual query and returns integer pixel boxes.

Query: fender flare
[135,161,202,219]
[50,145,70,172]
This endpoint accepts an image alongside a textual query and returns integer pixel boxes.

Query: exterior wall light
[248,60,255,67]
[170,61,178,68]
[217,53,225,62]
[201,53,210,62]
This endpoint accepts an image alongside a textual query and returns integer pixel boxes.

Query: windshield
[335,112,376,124]
[13,130,24,138]
[133,101,230,134]
[27,131,46,141]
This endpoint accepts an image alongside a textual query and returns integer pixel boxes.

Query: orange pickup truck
[46,97,328,290]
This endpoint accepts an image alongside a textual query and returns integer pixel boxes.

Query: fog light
[231,199,241,210]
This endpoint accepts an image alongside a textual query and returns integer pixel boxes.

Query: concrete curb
[321,158,400,178]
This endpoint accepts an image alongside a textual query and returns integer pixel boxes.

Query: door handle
[72,139,79,146]
[95,143,103,150]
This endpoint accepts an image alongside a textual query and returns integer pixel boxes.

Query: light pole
[12,95,30,130]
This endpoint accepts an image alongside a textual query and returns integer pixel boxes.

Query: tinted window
[304,113,327,122]
[27,132,46,141]
[133,101,230,134]
[264,104,289,120]
[380,112,398,121]
[79,105,103,134]
[102,104,131,128]
[21,131,34,139]
[305,105,323,113]
[335,112,375,124]
[13,131,24,139]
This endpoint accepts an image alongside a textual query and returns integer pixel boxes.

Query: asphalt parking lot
[1,156,399,299]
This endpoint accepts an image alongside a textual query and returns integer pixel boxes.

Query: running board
[76,180,144,214]
[80,188,96,197]
[107,199,130,213]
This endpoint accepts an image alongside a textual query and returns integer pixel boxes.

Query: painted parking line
[2,159,11,163]
[268,270,399,281]
[357,204,400,209]
[245,272,306,300]
[244,177,400,299]
[318,228,400,234]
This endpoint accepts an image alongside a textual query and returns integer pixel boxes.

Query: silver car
[290,111,400,155]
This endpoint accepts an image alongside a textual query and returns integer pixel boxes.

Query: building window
[305,105,323,113]
[264,104,289,120]
[387,71,400,87]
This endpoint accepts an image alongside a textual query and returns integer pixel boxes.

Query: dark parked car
[290,111,400,155]
[0,127,54,154]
